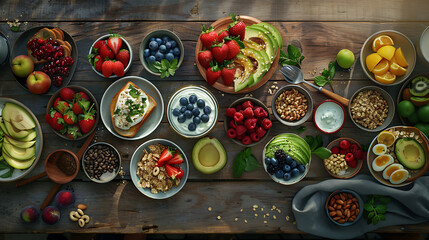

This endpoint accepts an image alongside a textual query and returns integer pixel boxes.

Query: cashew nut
[78,218,85,228]
[152,167,160,176]
[77,208,84,217]
[81,215,90,223]
[69,211,79,221]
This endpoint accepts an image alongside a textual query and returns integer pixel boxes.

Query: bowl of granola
[130,139,189,199]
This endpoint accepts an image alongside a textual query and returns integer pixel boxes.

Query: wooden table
[1,0,429,235]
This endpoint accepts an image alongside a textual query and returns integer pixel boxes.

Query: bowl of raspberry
[323,138,364,179]
[224,97,272,147]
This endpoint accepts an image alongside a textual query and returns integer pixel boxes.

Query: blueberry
[180,106,186,113]
[264,157,271,165]
[150,50,157,56]
[174,56,179,60]
[144,48,150,57]
[298,164,306,173]
[291,168,300,177]
[275,170,284,178]
[173,47,180,56]
[283,172,291,181]
[285,155,293,164]
[188,123,196,131]
[290,160,297,169]
[193,116,201,124]
[155,38,162,45]
[162,36,170,43]
[189,95,198,104]
[192,108,200,116]
[203,106,211,115]
[177,114,185,123]
[169,49,174,53]
[165,53,174,61]
[165,41,172,49]
[283,164,291,173]
[197,99,205,108]
[147,55,156,63]
[149,41,158,51]
[172,108,180,116]
[186,103,194,111]
[155,51,164,61]
[159,44,167,53]
[201,114,209,123]
[179,97,188,106]
[271,158,278,166]
[150,37,155,42]
[184,110,193,119]
[170,40,177,48]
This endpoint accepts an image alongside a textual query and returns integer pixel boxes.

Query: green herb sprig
[295,126,307,134]
[314,62,336,92]
[0,161,13,178]
[279,45,305,69]
[364,195,390,225]
[153,59,178,78]
[233,147,261,178]
[304,135,331,159]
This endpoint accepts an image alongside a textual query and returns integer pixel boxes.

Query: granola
[350,89,388,129]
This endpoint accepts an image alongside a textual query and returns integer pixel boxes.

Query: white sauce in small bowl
[314,101,344,133]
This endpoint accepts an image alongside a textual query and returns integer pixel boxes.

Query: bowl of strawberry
[46,86,99,140]
[224,97,272,146]
[323,138,365,179]
[87,33,132,78]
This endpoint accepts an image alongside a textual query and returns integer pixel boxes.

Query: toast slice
[110,81,157,138]
[29,28,56,41]
[53,28,64,40]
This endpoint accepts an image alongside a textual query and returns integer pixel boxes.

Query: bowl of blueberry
[139,30,184,77]
[167,85,219,138]
[262,134,311,185]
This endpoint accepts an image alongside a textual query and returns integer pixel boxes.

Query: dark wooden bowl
[45,149,79,184]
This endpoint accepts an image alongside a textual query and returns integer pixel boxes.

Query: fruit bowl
[262,134,311,185]
[195,15,280,94]
[224,97,271,147]
[139,29,184,76]
[325,189,363,226]
[46,85,99,140]
[360,30,416,86]
[324,138,363,179]
[88,34,132,78]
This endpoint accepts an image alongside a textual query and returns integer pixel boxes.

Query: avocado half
[192,137,227,174]
[395,138,426,170]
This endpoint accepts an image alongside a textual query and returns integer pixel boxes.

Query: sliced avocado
[19,129,37,142]
[3,151,35,169]
[255,22,283,49]
[410,76,429,97]
[233,53,254,92]
[247,25,278,54]
[192,137,227,174]
[5,135,36,148]
[2,141,35,161]
[4,120,30,140]
[0,117,9,136]
[2,103,36,130]
[395,138,426,170]
[244,27,276,63]
[265,134,311,165]
[241,48,267,87]
[410,96,429,107]
[244,40,271,71]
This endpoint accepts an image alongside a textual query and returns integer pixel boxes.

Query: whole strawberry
[46,108,64,131]
[228,13,246,41]
[59,88,76,101]
[211,42,229,63]
[93,55,104,72]
[102,60,115,78]
[75,92,89,101]
[198,50,213,69]
[93,40,106,54]
[63,110,76,125]
[200,25,218,49]
[78,104,96,133]
[67,126,82,139]
[116,49,130,68]
[72,100,90,115]
[112,61,125,77]
[225,37,243,60]
[54,98,69,114]
[206,64,221,85]
[217,30,230,42]
[221,66,235,86]
[99,44,114,60]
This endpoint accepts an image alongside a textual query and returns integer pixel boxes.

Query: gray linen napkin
[292,174,429,239]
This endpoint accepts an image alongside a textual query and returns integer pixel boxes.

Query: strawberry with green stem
[200,25,218,49]
[67,126,82,139]
[157,147,174,167]
[206,61,221,85]
[107,33,123,55]
[78,104,96,134]
[165,164,184,180]
[228,13,246,41]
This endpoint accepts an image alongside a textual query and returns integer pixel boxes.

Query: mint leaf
[287,45,301,59]
[364,203,374,212]
[329,62,336,80]
[296,126,306,134]
[153,61,162,70]
[314,76,328,87]
[375,204,387,214]
[378,196,391,204]
[245,154,260,172]
[233,151,246,178]
[312,147,331,159]
[279,45,305,69]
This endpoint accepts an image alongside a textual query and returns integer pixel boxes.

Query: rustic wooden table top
[1,0,429,235]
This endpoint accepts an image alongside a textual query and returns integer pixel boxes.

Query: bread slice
[53,28,64,40]
[57,39,71,57]
[29,28,56,41]
[110,81,157,137]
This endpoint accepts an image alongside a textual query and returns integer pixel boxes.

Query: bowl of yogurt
[313,100,345,134]
[167,85,219,138]
[419,26,429,66]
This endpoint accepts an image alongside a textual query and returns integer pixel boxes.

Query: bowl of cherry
[224,97,272,147]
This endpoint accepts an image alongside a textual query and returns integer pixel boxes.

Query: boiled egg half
[389,169,409,184]
[372,144,387,155]
[372,155,394,172]
[382,163,404,180]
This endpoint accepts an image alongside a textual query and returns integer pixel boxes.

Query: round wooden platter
[195,16,280,94]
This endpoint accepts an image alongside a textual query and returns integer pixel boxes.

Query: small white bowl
[82,142,121,183]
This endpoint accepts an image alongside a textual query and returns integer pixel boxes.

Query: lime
[417,104,429,123]
[397,100,415,118]
[415,123,429,136]
[336,49,355,69]
[407,112,420,124]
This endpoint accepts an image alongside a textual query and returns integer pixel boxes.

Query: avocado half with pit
[395,138,426,170]
[192,137,227,174]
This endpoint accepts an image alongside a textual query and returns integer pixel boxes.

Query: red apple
[11,55,34,78]
[42,206,60,225]
[26,71,51,94]
[20,206,39,223]
[55,190,75,208]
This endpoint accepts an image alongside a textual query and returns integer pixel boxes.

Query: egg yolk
[391,171,406,182]
[375,155,390,166]
[375,145,385,154]
[385,166,400,177]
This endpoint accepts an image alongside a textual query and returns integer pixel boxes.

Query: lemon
[377,131,396,147]
[377,45,396,61]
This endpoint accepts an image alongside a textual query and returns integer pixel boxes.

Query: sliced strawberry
[157,148,174,167]
[165,164,184,180]
[107,34,123,55]
[166,153,184,165]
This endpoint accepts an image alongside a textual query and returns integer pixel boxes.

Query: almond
[78,204,88,210]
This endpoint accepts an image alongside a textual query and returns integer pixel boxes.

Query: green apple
[336,49,355,69]
[11,55,34,78]
[26,71,51,94]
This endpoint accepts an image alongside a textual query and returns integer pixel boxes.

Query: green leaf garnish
[279,45,305,69]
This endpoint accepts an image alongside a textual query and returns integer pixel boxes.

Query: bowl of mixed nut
[348,86,395,132]
[271,85,313,127]
[323,138,364,179]
[82,142,121,183]
[130,139,189,199]
[325,189,363,226]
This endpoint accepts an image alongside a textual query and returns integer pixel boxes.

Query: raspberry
[350,144,360,154]
[339,140,351,150]
[255,127,266,138]
[229,119,237,129]
[247,128,255,133]
[244,118,257,130]
[250,132,260,142]
[226,108,236,118]
[227,128,237,138]
[339,148,349,155]
[241,100,253,109]
[242,107,254,119]
[235,104,243,111]
[262,118,272,130]
[331,146,340,154]
[348,159,358,168]
[234,112,244,122]
[241,135,252,145]
[236,125,247,136]
[345,153,354,162]
[254,107,268,118]
[353,150,363,160]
